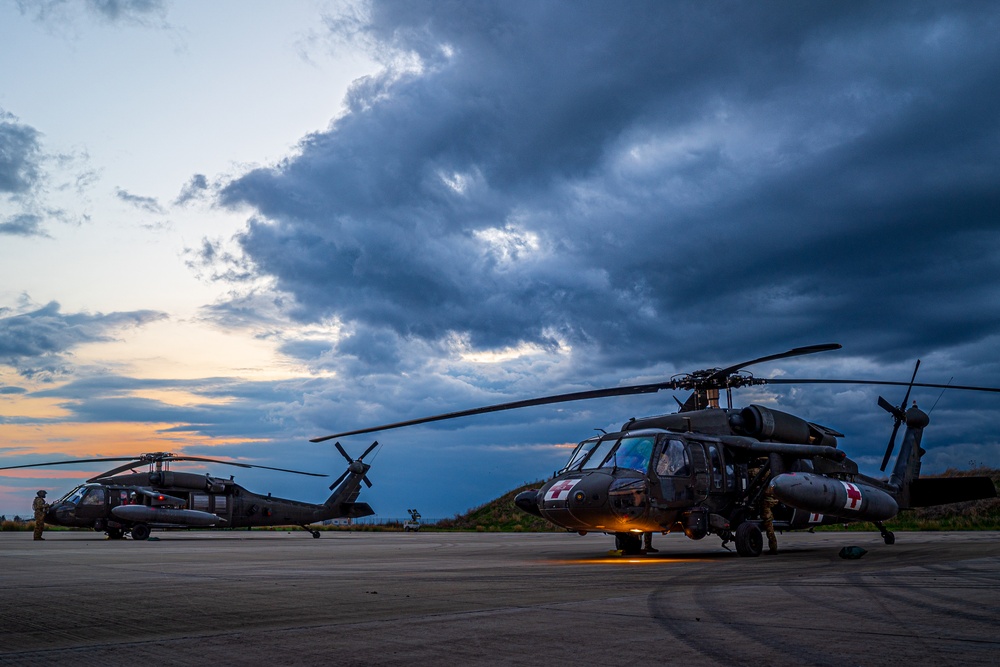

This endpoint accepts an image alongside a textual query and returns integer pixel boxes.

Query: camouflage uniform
[32,491,48,540]
[762,493,778,554]
[750,464,779,554]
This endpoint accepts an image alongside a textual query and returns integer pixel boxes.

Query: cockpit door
[653,437,711,506]
[75,486,108,521]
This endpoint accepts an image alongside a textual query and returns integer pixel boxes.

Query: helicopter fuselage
[44,470,374,539]
[514,405,905,553]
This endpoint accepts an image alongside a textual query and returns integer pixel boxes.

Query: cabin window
[192,493,210,511]
[655,439,689,477]
[80,487,106,506]
[215,495,227,513]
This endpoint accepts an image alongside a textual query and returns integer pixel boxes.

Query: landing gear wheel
[311,530,321,538]
[614,532,643,556]
[130,524,151,541]
[883,531,895,545]
[735,522,763,557]
[107,527,124,540]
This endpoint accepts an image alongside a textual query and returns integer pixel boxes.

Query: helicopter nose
[50,502,75,522]
[514,489,542,516]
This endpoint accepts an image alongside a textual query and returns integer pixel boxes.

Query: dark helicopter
[0,443,378,540]
[311,344,999,556]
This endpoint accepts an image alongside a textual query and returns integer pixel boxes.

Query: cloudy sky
[2,0,998,519]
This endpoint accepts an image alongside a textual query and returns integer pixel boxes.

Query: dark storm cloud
[161,1,1000,507]
[0,301,168,378]
[217,1,1000,377]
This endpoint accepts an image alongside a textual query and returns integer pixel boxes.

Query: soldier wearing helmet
[32,490,49,541]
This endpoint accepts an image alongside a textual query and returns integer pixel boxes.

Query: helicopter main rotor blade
[709,343,842,381]
[759,378,1000,393]
[309,382,673,441]
[1,454,327,478]
[0,457,141,472]
[309,345,845,441]
[308,342,999,442]
[90,460,149,481]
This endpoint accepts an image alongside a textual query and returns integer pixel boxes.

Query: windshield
[57,485,87,505]
[612,435,656,473]
[579,435,656,472]
[580,438,620,470]
[562,438,601,472]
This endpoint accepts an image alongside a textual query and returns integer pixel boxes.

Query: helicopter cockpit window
[61,486,87,505]
[580,438,620,470]
[612,436,655,473]
[563,438,601,472]
[80,486,106,506]
[655,439,689,477]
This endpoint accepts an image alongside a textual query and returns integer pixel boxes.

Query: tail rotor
[878,360,920,472]
[329,441,378,490]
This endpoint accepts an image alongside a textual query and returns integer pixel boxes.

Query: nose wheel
[614,532,643,555]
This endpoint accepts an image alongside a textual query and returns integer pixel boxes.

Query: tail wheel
[130,524,151,541]
[735,522,763,557]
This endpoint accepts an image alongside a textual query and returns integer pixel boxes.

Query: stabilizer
[907,477,997,508]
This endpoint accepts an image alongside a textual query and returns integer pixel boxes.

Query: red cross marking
[545,479,580,501]
[842,482,863,511]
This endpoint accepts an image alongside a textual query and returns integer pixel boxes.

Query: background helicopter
[0,443,378,540]
[311,344,999,556]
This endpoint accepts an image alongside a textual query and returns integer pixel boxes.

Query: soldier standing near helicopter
[32,490,49,540]
[748,464,779,554]
[762,492,778,554]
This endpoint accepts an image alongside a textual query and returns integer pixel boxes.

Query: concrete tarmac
[1,529,998,666]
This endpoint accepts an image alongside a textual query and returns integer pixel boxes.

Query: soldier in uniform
[32,490,49,541]
[761,492,778,554]
[749,463,779,554]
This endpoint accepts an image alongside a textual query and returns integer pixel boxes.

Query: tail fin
[886,403,929,508]
[886,403,997,508]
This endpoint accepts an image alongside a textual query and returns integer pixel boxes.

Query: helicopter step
[111,504,223,527]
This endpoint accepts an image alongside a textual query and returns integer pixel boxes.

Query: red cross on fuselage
[844,482,862,510]
[547,480,578,500]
